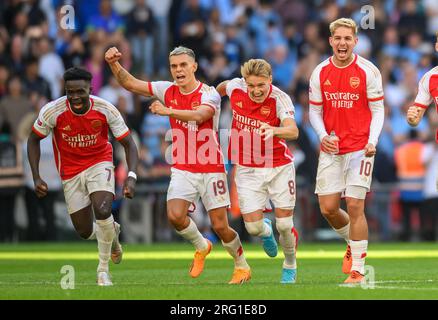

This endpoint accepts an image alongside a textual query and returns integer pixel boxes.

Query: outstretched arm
[118,134,139,199]
[149,100,215,125]
[105,47,153,97]
[27,131,48,198]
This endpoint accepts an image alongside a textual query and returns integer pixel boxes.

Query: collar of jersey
[329,53,357,69]
[177,81,202,95]
[66,97,94,116]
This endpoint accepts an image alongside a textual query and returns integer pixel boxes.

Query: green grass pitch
[1,242,438,300]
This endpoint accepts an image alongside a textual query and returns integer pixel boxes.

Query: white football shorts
[167,168,230,211]
[62,161,115,214]
[315,150,374,199]
[235,163,296,214]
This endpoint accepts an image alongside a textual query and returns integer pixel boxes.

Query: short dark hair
[63,67,92,82]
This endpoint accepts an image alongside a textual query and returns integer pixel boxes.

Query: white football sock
[276,216,297,269]
[176,218,208,251]
[350,240,368,274]
[333,223,350,243]
[222,233,250,270]
[96,215,115,273]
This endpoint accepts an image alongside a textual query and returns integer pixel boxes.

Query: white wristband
[128,171,137,180]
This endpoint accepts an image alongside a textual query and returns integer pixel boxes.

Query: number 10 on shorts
[359,160,372,177]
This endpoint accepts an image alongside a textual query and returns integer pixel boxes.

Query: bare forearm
[168,108,204,123]
[27,134,41,180]
[109,62,135,90]
[120,136,139,172]
[275,125,299,140]
[125,143,139,173]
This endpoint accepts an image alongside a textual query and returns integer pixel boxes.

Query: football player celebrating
[28,67,139,286]
[309,18,385,284]
[105,46,251,284]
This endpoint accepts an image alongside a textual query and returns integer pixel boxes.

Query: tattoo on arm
[117,69,131,85]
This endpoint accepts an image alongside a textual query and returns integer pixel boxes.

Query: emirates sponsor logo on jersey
[324,92,360,101]
[350,77,360,89]
[260,106,271,117]
[61,133,98,148]
[233,110,263,130]
[324,92,360,109]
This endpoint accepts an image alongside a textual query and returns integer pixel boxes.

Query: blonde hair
[169,46,196,60]
[241,59,272,79]
[329,18,358,36]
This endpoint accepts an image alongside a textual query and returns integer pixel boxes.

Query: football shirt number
[288,180,295,195]
[213,180,226,196]
[359,160,372,177]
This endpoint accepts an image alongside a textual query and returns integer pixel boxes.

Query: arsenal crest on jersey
[191,101,200,110]
[91,120,102,132]
[350,77,360,89]
[260,106,271,117]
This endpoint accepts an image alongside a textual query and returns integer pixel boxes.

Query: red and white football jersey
[149,81,225,173]
[226,78,295,168]
[309,54,384,154]
[414,66,438,140]
[32,95,130,180]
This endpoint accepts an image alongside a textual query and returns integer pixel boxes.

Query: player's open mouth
[252,93,263,99]
[338,49,348,56]
[176,75,185,81]
[72,102,83,109]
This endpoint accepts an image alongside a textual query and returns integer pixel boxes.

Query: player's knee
[93,202,112,220]
[167,209,185,227]
[244,220,265,237]
[319,203,339,219]
[94,208,112,220]
[211,222,228,238]
[276,216,293,234]
[346,197,365,217]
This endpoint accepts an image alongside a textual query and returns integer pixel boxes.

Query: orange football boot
[189,240,212,278]
[343,270,364,284]
[228,268,251,284]
[342,244,352,274]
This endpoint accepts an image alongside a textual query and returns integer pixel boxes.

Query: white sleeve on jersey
[32,101,57,137]
[309,68,323,106]
[414,72,433,108]
[275,91,295,122]
[225,78,245,97]
[200,86,221,111]
[93,97,130,140]
[368,100,385,146]
[365,64,384,102]
[309,104,328,141]
[150,81,173,103]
